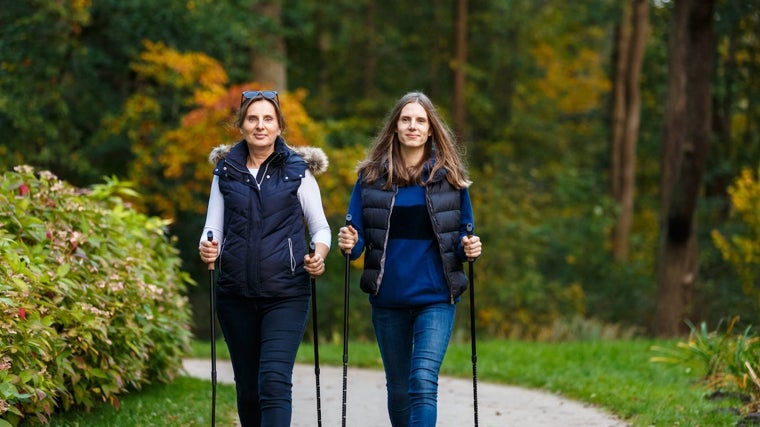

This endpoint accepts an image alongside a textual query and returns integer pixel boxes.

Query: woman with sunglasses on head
[337,91,482,426]
[199,90,331,426]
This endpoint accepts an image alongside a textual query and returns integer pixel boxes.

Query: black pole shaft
[466,223,479,427]
[207,231,217,427]
[341,214,352,427]
[309,242,323,427]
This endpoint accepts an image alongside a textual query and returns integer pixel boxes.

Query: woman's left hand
[304,252,326,277]
[462,234,482,260]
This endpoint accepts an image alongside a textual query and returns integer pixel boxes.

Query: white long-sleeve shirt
[200,167,332,248]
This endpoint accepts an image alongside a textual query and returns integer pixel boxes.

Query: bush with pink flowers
[0,166,194,426]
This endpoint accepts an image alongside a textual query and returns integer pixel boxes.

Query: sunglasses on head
[240,90,279,108]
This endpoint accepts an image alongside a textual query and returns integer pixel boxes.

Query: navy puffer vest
[359,168,468,300]
[213,138,310,298]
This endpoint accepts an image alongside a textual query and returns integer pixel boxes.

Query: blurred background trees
[2,0,758,341]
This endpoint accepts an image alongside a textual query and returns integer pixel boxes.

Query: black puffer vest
[359,168,468,300]
[213,138,310,298]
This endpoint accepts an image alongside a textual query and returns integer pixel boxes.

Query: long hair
[357,92,471,189]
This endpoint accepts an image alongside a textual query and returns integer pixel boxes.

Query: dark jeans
[216,293,310,427]
[372,303,456,427]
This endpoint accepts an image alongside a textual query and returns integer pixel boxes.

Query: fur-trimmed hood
[208,140,329,176]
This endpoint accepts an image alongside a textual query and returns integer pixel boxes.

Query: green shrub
[0,166,194,426]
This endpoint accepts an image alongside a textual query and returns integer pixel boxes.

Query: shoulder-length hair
[357,91,471,189]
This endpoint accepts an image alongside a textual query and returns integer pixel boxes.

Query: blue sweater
[347,179,475,308]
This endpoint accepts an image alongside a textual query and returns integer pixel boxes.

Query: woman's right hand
[337,225,358,253]
[199,239,219,264]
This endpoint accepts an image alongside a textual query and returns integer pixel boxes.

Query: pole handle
[207,231,215,271]
[309,241,317,278]
[343,214,353,256]
[466,223,474,262]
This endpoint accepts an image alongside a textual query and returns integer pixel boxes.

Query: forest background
[2,0,759,343]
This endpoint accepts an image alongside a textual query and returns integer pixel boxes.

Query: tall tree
[610,0,649,261]
[653,0,716,337]
[250,0,288,90]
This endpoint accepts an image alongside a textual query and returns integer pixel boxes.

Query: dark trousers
[216,293,310,427]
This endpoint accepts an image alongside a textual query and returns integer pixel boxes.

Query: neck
[400,146,425,168]
[247,147,274,169]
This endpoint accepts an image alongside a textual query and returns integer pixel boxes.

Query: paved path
[182,359,629,426]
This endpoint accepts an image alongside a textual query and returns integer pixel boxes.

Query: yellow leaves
[711,164,760,300]
[317,144,366,220]
[728,166,760,226]
[131,40,228,101]
[530,42,611,116]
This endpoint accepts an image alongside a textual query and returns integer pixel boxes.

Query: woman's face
[241,99,281,149]
[396,102,431,151]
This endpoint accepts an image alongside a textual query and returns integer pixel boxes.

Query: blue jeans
[372,303,456,427]
[216,294,310,427]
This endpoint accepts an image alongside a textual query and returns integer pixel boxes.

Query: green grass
[43,377,237,427]
[44,339,743,426]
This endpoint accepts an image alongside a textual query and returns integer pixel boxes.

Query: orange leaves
[278,89,325,148]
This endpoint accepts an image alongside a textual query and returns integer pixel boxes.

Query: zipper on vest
[374,186,397,296]
[288,238,295,275]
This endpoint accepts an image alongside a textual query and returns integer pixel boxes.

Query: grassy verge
[45,339,741,426]
[45,376,237,426]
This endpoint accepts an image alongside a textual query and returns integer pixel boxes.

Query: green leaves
[0,166,193,425]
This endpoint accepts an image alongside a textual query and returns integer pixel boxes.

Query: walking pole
[341,214,352,427]
[206,231,217,427]
[466,223,479,427]
[309,242,323,427]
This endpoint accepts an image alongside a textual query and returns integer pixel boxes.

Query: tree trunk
[611,0,649,262]
[653,0,716,337]
[316,6,330,114]
[610,2,631,205]
[249,1,287,91]
[452,0,467,138]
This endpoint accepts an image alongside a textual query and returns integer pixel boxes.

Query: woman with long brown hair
[338,91,482,426]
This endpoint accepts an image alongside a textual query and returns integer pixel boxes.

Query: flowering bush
[0,166,194,426]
